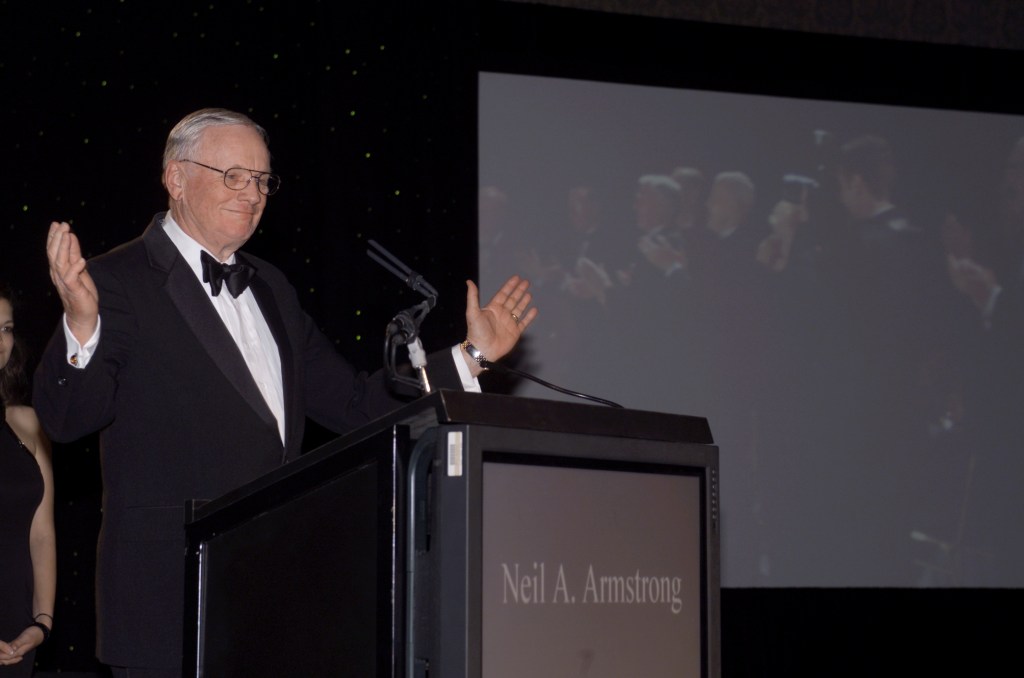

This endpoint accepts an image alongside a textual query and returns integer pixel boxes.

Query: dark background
[2,0,1021,675]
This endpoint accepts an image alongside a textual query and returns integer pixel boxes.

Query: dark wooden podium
[184,390,720,678]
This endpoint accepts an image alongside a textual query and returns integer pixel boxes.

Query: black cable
[479,360,624,408]
[384,325,422,391]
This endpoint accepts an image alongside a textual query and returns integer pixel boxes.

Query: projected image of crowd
[480,132,1024,588]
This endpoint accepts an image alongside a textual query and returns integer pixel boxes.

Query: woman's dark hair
[0,282,29,407]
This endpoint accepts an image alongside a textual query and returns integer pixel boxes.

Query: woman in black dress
[0,283,55,675]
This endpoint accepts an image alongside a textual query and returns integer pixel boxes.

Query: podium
[184,390,720,677]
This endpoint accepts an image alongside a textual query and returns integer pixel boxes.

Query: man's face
[836,170,875,219]
[634,185,672,233]
[0,298,13,371]
[169,124,271,259]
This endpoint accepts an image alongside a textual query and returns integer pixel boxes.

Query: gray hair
[638,174,681,193]
[162,108,269,170]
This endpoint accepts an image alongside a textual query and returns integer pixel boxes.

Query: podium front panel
[412,423,720,678]
[482,459,704,677]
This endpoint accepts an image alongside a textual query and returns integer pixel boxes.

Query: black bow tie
[200,251,256,298]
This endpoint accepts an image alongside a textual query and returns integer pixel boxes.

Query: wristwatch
[460,340,487,365]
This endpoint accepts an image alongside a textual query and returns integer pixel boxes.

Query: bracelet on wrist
[30,621,50,644]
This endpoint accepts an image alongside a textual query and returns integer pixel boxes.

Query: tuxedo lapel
[244,267,299,456]
[142,221,279,436]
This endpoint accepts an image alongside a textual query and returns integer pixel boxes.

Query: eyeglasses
[182,159,282,196]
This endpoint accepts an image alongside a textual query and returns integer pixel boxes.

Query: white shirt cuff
[63,314,101,368]
[451,344,482,393]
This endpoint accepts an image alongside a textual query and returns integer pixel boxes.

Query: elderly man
[34,108,536,677]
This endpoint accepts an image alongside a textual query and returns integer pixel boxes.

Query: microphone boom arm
[368,240,439,393]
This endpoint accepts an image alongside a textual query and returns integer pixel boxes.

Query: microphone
[367,240,437,394]
[367,239,438,305]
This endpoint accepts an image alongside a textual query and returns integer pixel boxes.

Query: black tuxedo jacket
[33,213,461,669]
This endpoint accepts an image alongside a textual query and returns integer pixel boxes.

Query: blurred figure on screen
[598,174,695,404]
[945,135,1024,331]
[479,185,567,295]
[615,174,687,287]
[667,166,709,273]
[757,180,813,274]
[686,172,768,567]
[833,134,953,405]
[825,134,959,581]
[748,134,965,584]
[671,166,706,234]
[699,171,761,273]
[941,134,1024,584]
[539,185,618,388]
[559,186,615,305]
[691,172,766,318]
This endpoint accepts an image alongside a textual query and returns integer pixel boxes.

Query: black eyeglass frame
[182,159,282,196]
